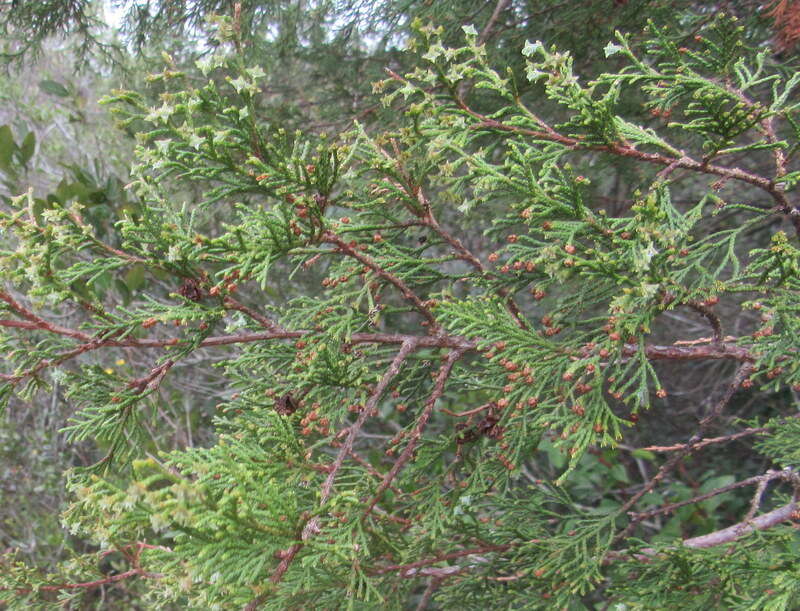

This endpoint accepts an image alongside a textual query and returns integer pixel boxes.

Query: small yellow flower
[104,368,114,375]
[116,359,126,366]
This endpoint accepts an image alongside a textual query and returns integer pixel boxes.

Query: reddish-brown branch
[0,319,42,331]
[622,341,752,363]
[684,300,723,344]
[92,241,149,265]
[370,544,511,576]
[222,296,283,332]
[0,290,91,342]
[0,330,471,384]
[377,124,526,331]
[640,425,770,452]
[264,339,418,591]
[319,340,418,505]
[615,363,754,541]
[631,469,800,522]
[0,322,756,361]
[420,208,527,330]
[477,0,511,44]
[127,360,174,393]
[421,210,486,273]
[441,401,493,418]
[323,231,438,328]
[415,576,444,611]
[463,110,792,211]
[364,347,467,517]
[381,71,800,223]
[348,450,405,497]
[0,343,99,383]
[1,316,755,385]
[5,568,160,594]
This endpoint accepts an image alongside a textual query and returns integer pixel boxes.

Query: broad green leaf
[0,124,16,171]
[18,131,35,166]
[39,79,70,97]
[124,265,146,291]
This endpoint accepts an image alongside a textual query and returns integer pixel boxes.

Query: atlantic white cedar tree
[1,6,800,611]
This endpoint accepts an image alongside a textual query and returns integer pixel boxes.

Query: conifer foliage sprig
[2,13,800,610]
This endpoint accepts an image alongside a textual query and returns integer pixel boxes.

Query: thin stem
[615,363,753,541]
[415,577,443,611]
[640,425,771,452]
[222,296,283,332]
[323,231,438,329]
[265,339,418,589]
[632,469,799,521]
[364,347,467,517]
[0,289,91,341]
[685,300,723,344]
[2,568,161,594]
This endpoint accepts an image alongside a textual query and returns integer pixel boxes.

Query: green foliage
[607,528,800,610]
[2,9,800,611]
[0,124,36,188]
